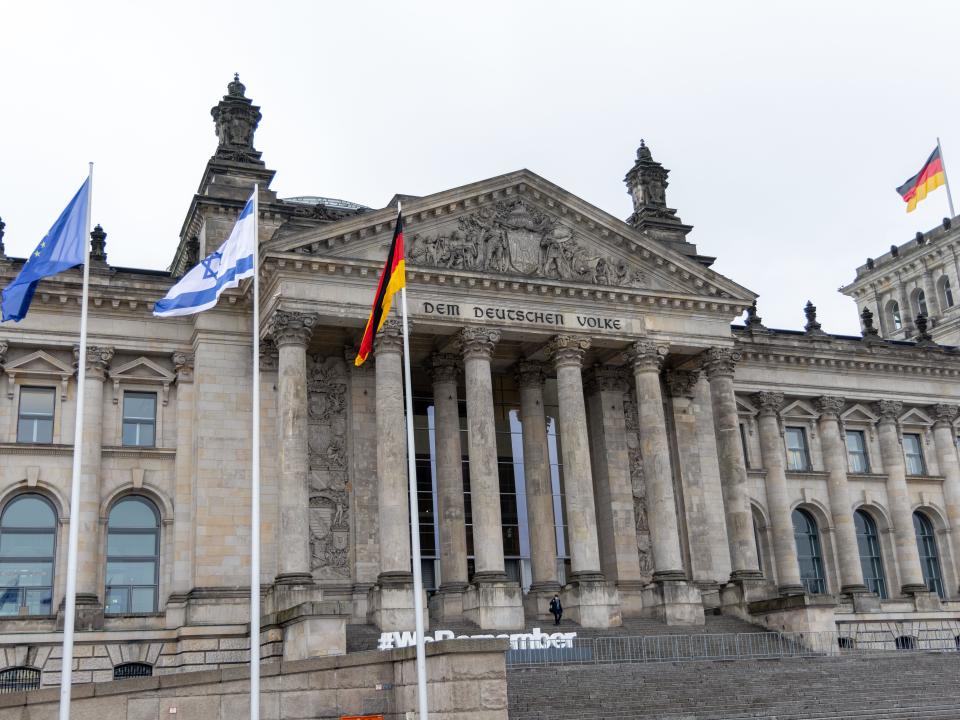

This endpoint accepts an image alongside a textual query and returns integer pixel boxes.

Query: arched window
[913,511,944,598]
[792,509,826,594]
[105,497,159,615]
[0,667,40,693]
[916,289,929,317]
[888,300,902,330]
[854,510,887,598]
[0,495,57,616]
[113,662,152,680]
[939,276,955,309]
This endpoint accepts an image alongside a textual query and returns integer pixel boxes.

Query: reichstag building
[1,76,959,685]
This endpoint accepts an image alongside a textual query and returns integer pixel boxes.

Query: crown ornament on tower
[211,73,264,165]
[623,139,693,246]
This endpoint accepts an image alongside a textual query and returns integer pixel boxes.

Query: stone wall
[0,639,508,720]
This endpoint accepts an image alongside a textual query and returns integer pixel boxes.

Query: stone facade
[2,78,960,688]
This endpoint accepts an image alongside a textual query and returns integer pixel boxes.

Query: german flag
[354,210,406,366]
[897,147,946,212]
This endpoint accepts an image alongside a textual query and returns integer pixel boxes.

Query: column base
[729,569,765,582]
[777,583,808,597]
[639,579,703,626]
[719,577,777,623]
[615,580,647,618]
[849,590,882,613]
[523,582,563,622]
[429,583,468,623]
[275,572,316,586]
[463,577,524,630]
[901,582,931,595]
[266,575,320,615]
[367,578,428,632]
[562,575,622,628]
[907,589,943,612]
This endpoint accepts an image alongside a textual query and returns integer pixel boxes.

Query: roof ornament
[804,300,825,337]
[90,224,107,264]
[860,306,882,344]
[211,74,263,164]
[0,216,5,258]
[744,300,768,334]
[623,139,692,245]
[914,312,937,347]
[228,72,246,98]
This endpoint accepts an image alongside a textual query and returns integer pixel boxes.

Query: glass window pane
[109,499,158,528]
[105,560,155,586]
[0,533,54,558]
[23,588,52,615]
[106,533,157,557]
[123,393,156,421]
[0,561,53,587]
[2,497,55,528]
[105,587,128,614]
[19,388,54,416]
[131,587,156,613]
[0,588,21,616]
[17,419,53,444]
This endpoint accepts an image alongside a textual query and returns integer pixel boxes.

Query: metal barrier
[505,629,960,668]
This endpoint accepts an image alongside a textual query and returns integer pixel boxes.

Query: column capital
[258,339,278,371]
[74,344,114,380]
[0,341,8,366]
[458,326,500,360]
[626,340,667,372]
[872,399,903,424]
[700,347,740,379]
[584,365,630,395]
[374,317,404,354]
[548,334,591,368]
[267,310,318,347]
[753,390,785,417]
[513,360,548,388]
[815,395,846,420]
[931,403,959,428]
[665,369,700,399]
[426,353,460,384]
[172,351,196,383]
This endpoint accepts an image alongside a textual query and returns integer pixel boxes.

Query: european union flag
[1,177,90,322]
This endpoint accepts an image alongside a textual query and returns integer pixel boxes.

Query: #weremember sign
[377,627,577,651]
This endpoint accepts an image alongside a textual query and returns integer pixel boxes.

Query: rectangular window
[17,387,55,444]
[903,433,926,475]
[845,430,870,473]
[784,427,811,472]
[122,392,157,447]
[739,424,751,469]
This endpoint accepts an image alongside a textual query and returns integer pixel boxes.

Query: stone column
[816,396,868,595]
[931,403,960,590]
[585,365,644,616]
[73,345,112,628]
[459,327,523,629]
[426,353,468,620]
[873,400,927,594]
[752,391,805,595]
[702,348,762,581]
[514,361,560,614]
[627,342,703,625]
[923,268,941,318]
[268,310,317,586]
[169,352,195,615]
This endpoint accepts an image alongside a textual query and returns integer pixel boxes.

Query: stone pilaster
[585,365,644,616]
[930,403,960,591]
[753,391,805,595]
[627,342,703,625]
[268,310,317,586]
[459,327,523,629]
[168,352,196,617]
[702,348,762,582]
[72,344,113,629]
[873,400,928,595]
[816,396,868,595]
[426,353,468,621]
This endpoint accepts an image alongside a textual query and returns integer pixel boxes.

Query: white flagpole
[937,137,956,218]
[250,184,261,720]
[398,200,429,719]
[59,162,93,720]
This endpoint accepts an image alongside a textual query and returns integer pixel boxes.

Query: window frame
[913,511,945,598]
[121,391,158,448]
[889,300,903,330]
[792,508,827,594]
[845,429,870,474]
[902,433,927,476]
[16,386,56,445]
[854,509,887,599]
[784,426,812,472]
[104,496,160,616]
[0,494,57,617]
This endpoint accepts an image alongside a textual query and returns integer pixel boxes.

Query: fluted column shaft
[627,341,685,580]
[816,397,868,594]
[931,404,960,588]
[428,354,468,590]
[550,336,603,579]
[703,348,762,580]
[269,311,317,583]
[753,392,804,593]
[874,401,927,594]
[171,352,195,597]
[373,320,412,580]
[515,361,560,590]
[76,345,113,604]
[460,327,506,580]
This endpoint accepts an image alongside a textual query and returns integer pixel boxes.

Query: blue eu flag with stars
[1,177,90,322]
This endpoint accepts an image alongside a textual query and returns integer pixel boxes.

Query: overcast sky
[3,1,958,334]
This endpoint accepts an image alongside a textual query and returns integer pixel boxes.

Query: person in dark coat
[549,593,563,625]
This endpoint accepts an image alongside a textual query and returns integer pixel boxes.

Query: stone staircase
[507,652,960,719]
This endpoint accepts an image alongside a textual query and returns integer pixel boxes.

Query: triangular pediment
[899,408,932,427]
[267,170,754,303]
[841,404,878,424]
[4,350,73,378]
[737,396,758,416]
[781,399,818,419]
[109,357,175,384]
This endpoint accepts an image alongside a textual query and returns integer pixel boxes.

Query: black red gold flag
[897,147,946,212]
[354,211,406,366]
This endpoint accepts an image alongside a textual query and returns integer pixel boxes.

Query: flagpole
[398,201,429,719]
[59,162,93,720]
[250,184,261,720]
[938,137,956,218]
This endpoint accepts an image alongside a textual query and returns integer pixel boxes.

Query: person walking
[549,593,563,626]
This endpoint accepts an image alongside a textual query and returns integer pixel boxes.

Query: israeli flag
[154,193,256,317]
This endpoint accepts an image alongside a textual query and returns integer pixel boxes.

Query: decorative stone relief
[407,199,650,288]
[623,387,654,579]
[306,354,350,580]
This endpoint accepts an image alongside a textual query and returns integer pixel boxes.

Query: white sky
[3,0,959,335]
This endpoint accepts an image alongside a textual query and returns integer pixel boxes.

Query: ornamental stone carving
[815,396,846,419]
[701,347,741,379]
[268,310,318,347]
[406,198,649,288]
[623,388,653,580]
[931,403,959,428]
[513,360,548,388]
[426,353,460,384]
[753,391,785,417]
[872,399,903,423]
[548,334,591,368]
[0,341,8,366]
[74,345,114,379]
[172,351,195,383]
[211,74,263,164]
[458,326,500,359]
[665,369,700,399]
[626,340,667,373]
[584,365,630,395]
[373,318,404,354]
[258,339,278,371]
